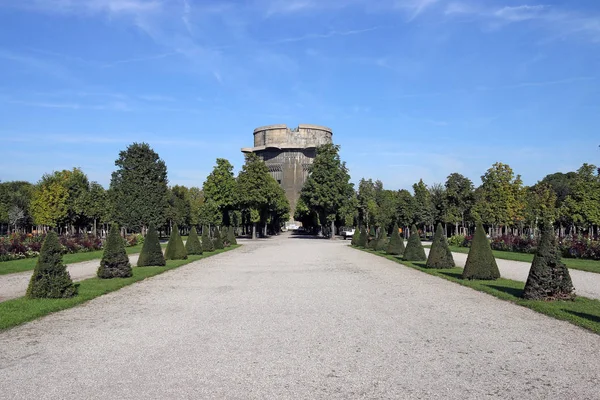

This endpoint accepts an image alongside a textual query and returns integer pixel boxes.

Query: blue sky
[1,0,599,190]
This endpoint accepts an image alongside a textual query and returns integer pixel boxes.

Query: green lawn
[356,247,600,335]
[444,245,600,274]
[0,243,170,276]
[0,245,240,331]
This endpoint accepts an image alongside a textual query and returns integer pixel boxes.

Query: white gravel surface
[1,235,600,399]
[423,248,600,300]
[0,254,140,302]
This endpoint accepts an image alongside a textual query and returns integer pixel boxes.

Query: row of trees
[349,162,600,239]
[1,143,289,239]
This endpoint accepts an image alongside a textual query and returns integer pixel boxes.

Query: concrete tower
[241,124,333,225]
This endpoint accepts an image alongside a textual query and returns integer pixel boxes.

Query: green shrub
[228,226,238,246]
[448,234,466,247]
[426,223,455,269]
[213,228,224,250]
[202,226,214,252]
[97,224,132,278]
[387,223,404,256]
[26,231,78,299]
[403,225,426,261]
[523,222,574,300]
[462,222,500,280]
[221,226,230,247]
[185,226,203,255]
[164,224,187,260]
[358,227,368,248]
[367,226,377,249]
[375,230,388,251]
[351,229,360,247]
[137,223,165,267]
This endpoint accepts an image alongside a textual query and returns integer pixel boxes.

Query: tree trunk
[330,220,335,240]
[252,223,257,240]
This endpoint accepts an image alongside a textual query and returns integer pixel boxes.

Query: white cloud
[494,5,548,22]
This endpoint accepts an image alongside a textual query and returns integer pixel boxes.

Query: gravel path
[2,236,600,399]
[0,254,140,302]
[423,248,600,300]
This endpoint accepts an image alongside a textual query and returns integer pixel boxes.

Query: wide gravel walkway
[2,235,600,399]
[0,254,140,302]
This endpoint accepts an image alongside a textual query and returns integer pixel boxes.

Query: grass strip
[0,245,240,331]
[422,244,600,274]
[354,247,600,335]
[0,243,170,276]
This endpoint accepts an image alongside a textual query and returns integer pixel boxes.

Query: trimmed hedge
[202,226,214,253]
[387,224,404,256]
[185,226,203,255]
[137,224,165,267]
[462,222,500,280]
[26,231,78,299]
[403,225,426,261]
[426,223,455,269]
[523,222,574,300]
[97,224,132,278]
[164,224,187,260]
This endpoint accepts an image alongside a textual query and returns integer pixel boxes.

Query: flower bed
[448,233,600,261]
[0,232,142,262]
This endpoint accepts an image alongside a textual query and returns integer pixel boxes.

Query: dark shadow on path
[483,284,523,298]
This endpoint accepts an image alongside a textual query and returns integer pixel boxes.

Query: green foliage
[387,224,404,255]
[412,179,433,227]
[403,225,427,261]
[351,229,360,247]
[227,226,237,246]
[201,226,214,252]
[164,224,187,260]
[137,223,165,266]
[445,173,474,227]
[198,199,222,227]
[109,142,169,231]
[220,226,230,247]
[375,230,388,252]
[462,222,500,280]
[300,144,354,234]
[358,227,368,248]
[97,224,132,278]
[30,179,69,228]
[203,159,238,225]
[523,222,575,300]
[167,185,191,228]
[26,231,78,298]
[367,226,377,249]
[185,226,203,255]
[395,189,415,229]
[448,234,466,247]
[426,223,455,269]
[213,227,224,250]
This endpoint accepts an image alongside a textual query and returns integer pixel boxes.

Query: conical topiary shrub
[97,224,132,278]
[462,222,500,280]
[523,222,574,300]
[27,230,78,298]
[367,226,377,249]
[358,227,368,248]
[137,223,165,267]
[426,223,455,269]
[228,226,238,246]
[387,223,404,256]
[403,225,427,261]
[202,226,214,252]
[164,224,187,260]
[213,227,224,250]
[375,230,388,251]
[221,226,230,247]
[185,226,203,255]
[351,228,360,247]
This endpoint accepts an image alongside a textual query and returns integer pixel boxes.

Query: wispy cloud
[445,2,600,42]
[271,26,382,44]
[16,0,162,16]
[5,99,131,111]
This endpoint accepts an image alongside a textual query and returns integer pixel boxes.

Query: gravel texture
[0,254,140,302]
[1,235,600,399]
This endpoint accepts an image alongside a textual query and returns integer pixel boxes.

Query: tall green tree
[395,189,415,233]
[357,178,377,229]
[412,179,433,231]
[203,158,238,226]
[167,185,191,229]
[237,153,276,239]
[30,179,69,228]
[188,187,204,227]
[445,173,474,236]
[471,162,525,235]
[109,142,168,232]
[300,144,354,239]
[562,164,600,235]
[0,181,34,232]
